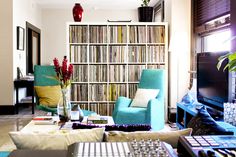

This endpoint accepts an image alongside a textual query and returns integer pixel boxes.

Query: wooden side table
[14,79,34,114]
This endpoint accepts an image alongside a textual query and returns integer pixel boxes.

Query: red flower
[53,56,73,88]
[53,58,60,76]
[68,64,73,79]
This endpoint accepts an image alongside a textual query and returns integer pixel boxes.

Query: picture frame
[17,26,25,50]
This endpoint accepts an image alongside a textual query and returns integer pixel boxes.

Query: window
[202,29,231,52]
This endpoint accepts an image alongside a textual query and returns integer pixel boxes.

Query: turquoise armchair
[112,69,165,131]
[34,65,59,115]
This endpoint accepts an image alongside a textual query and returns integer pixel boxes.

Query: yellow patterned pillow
[34,85,61,107]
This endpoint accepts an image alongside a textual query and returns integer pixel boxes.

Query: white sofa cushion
[9,128,104,150]
[104,128,192,148]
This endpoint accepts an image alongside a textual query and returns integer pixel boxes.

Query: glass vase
[57,88,71,123]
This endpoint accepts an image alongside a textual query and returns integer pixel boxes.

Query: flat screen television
[197,52,229,111]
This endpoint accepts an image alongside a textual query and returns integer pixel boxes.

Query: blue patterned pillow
[187,106,233,135]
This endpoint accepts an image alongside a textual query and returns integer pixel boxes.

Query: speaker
[168,107,177,123]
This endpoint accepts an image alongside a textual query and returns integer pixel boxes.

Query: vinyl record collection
[68,23,167,116]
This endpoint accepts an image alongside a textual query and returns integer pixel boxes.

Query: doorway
[26,22,41,74]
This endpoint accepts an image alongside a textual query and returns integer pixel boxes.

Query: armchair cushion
[34,85,61,107]
[130,88,159,108]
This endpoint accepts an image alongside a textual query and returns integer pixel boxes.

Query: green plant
[141,0,150,7]
[217,52,236,72]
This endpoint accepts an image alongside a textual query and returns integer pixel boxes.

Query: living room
[1,0,236,156]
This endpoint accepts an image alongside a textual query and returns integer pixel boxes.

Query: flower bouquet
[53,56,73,122]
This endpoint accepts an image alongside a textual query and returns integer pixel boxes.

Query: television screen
[197,52,229,111]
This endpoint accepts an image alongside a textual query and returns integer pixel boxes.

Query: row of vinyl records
[70,84,138,102]
[129,26,165,43]
[70,45,165,63]
[72,103,115,116]
[69,25,165,43]
[72,65,165,82]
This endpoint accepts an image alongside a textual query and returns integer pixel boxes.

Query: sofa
[7,128,192,152]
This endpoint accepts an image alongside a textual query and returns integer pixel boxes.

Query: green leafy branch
[141,0,150,7]
[217,52,236,72]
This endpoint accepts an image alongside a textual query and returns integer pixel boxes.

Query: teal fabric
[34,65,59,86]
[113,69,165,131]
[34,65,59,115]
[0,152,10,157]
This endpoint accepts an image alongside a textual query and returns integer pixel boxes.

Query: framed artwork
[17,26,25,50]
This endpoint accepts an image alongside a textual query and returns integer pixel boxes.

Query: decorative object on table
[224,103,236,126]
[17,67,23,79]
[71,104,84,122]
[180,92,195,105]
[73,3,83,22]
[138,0,154,22]
[17,26,25,50]
[53,56,73,123]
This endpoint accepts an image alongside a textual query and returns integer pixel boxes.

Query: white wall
[42,9,138,64]
[13,0,42,76]
[165,0,191,108]
[0,0,42,106]
[0,0,14,106]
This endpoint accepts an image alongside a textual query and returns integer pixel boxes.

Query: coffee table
[21,116,114,132]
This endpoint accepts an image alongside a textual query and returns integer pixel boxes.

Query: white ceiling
[34,0,159,10]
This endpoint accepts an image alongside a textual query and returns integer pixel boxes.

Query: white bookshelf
[67,22,168,116]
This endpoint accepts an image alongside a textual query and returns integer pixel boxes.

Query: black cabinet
[14,79,34,114]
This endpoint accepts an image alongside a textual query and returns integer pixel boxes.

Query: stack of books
[87,116,108,124]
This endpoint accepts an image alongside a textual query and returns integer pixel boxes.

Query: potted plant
[217,52,236,72]
[138,0,154,22]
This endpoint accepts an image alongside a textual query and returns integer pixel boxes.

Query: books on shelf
[20,96,33,103]
[109,25,127,43]
[109,46,126,63]
[89,84,107,101]
[89,26,107,43]
[89,46,107,63]
[68,23,167,116]
[109,65,125,82]
[71,84,88,101]
[69,25,87,43]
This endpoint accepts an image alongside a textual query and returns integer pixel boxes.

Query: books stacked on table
[20,96,33,103]
[87,115,108,124]
[32,117,56,125]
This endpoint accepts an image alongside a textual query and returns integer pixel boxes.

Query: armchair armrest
[146,98,165,131]
[112,96,132,122]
